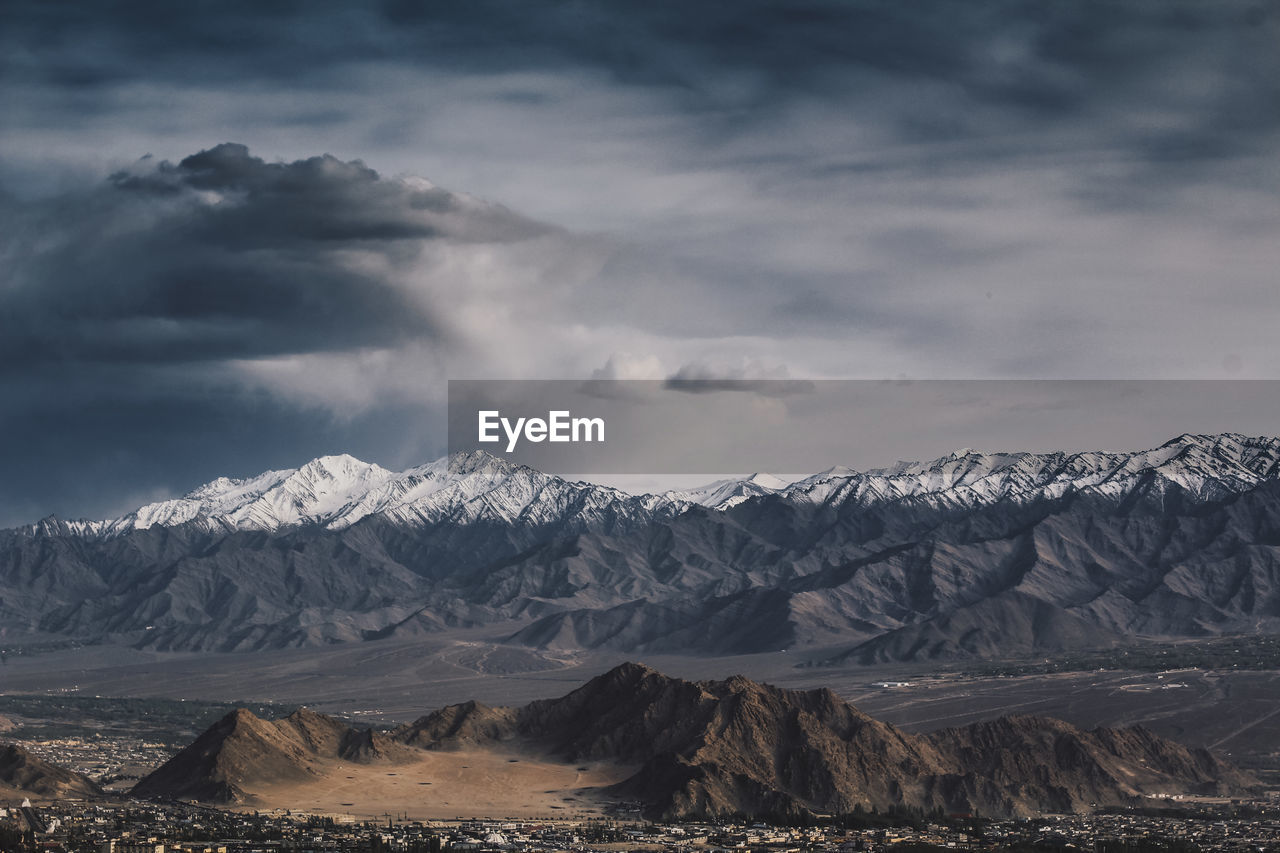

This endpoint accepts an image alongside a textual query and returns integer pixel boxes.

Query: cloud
[0,143,567,371]
[3,3,1280,523]
[0,143,604,525]
[590,354,666,381]
[663,361,815,397]
[6,3,1279,204]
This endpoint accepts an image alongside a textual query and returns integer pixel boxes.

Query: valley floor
[247,743,631,821]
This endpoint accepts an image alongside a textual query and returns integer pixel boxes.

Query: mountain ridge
[23,433,1280,538]
[130,663,1256,819]
[4,433,1280,657]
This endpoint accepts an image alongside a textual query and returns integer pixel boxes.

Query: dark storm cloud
[0,142,564,526]
[6,1,1278,228]
[3,1,1280,525]
[0,143,550,369]
[7,2,1279,160]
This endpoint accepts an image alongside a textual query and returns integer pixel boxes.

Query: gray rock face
[4,433,1280,658]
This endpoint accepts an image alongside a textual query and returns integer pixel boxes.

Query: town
[5,799,1280,853]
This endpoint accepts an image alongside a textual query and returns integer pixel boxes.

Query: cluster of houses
[3,800,1280,852]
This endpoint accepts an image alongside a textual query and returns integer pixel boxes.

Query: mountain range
[131,662,1253,819]
[3,433,1279,659]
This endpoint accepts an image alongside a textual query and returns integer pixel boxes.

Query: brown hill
[0,743,105,801]
[394,700,517,748]
[134,663,1254,818]
[923,715,1241,817]
[132,707,411,803]
[400,663,1256,818]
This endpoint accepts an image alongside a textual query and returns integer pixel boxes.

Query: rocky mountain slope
[0,743,104,801]
[131,707,411,802]
[3,433,1279,659]
[132,663,1253,818]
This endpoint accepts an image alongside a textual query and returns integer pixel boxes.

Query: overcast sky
[2,1,1279,526]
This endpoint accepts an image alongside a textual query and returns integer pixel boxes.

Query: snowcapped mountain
[782,432,1280,511]
[61,450,686,539]
[54,432,1280,538]
[5,433,1280,657]
[663,472,793,509]
[93,454,392,536]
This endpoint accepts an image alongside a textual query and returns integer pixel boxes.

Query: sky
[2,1,1279,526]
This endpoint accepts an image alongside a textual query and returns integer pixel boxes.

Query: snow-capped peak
[775,432,1280,510]
[35,434,1280,539]
[71,450,658,538]
[97,454,398,535]
[663,471,793,509]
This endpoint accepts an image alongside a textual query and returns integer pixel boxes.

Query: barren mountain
[0,743,104,801]
[4,434,1280,659]
[131,707,411,802]
[133,663,1253,818]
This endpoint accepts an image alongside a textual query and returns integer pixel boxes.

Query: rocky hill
[131,707,411,802]
[133,663,1254,818]
[0,743,104,801]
